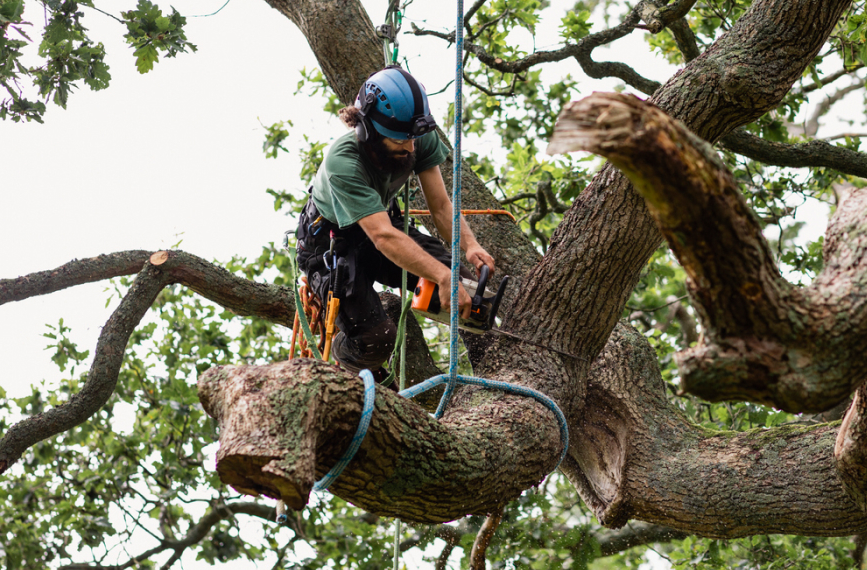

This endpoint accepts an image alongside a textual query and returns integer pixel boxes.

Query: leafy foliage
[4,0,867,568]
[0,0,194,122]
[121,0,196,74]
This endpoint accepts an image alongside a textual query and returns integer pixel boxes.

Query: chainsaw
[411,265,509,334]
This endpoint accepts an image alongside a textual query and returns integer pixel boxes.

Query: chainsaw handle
[472,264,490,310]
[488,275,509,329]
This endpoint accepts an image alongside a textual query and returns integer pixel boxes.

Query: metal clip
[376,24,396,41]
[323,251,336,271]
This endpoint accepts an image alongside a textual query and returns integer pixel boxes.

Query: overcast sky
[1,1,855,568]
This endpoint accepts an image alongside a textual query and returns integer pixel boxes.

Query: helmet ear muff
[355,91,378,143]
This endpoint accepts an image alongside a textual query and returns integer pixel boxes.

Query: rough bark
[3,0,860,545]
[0,251,152,303]
[563,323,867,537]
[0,250,296,327]
[198,357,567,522]
[199,321,867,535]
[509,0,852,366]
[549,92,867,413]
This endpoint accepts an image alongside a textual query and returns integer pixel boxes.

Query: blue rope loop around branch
[400,375,570,470]
[313,369,377,492]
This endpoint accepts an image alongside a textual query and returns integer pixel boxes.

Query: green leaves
[559,10,592,42]
[43,318,91,373]
[122,0,197,74]
[1,0,198,121]
[1,0,110,120]
[0,0,24,24]
[841,10,867,69]
[262,119,293,159]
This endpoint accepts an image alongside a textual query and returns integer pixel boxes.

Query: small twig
[823,132,867,141]
[463,70,517,97]
[626,294,689,313]
[463,0,488,32]
[500,192,537,205]
[795,64,864,95]
[469,504,505,570]
[427,78,455,96]
[86,5,125,24]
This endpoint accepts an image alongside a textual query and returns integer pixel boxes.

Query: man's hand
[438,277,473,319]
[466,245,495,276]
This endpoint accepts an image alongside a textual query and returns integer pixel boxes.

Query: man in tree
[295,65,495,377]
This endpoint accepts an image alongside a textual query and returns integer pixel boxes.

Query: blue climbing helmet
[354,65,437,142]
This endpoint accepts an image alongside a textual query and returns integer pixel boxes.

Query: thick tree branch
[0,251,295,474]
[550,92,867,412]
[246,0,856,535]
[0,251,152,304]
[0,257,169,474]
[667,17,701,62]
[508,0,850,371]
[0,250,296,326]
[637,0,699,33]
[198,352,572,522]
[564,322,867,536]
[719,129,867,178]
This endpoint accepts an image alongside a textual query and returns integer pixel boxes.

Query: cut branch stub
[197,358,564,523]
[549,92,867,413]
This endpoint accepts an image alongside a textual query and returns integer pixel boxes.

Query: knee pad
[332,320,396,373]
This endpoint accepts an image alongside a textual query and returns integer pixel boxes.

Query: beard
[368,137,416,174]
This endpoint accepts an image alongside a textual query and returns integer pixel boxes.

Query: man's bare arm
[417,166,495,274]
[357,211,472,317]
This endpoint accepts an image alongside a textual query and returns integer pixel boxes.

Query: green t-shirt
[311,130,450,228]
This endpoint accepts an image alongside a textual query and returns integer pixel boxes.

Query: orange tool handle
[322,297,340,361]
[411,277,439,312]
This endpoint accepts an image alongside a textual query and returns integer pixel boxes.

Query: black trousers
[295,199,469,373]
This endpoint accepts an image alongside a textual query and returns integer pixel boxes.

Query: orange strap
[404,209,516,222]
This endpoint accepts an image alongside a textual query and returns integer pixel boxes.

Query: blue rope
[401,375,569,469]
[313,370,376,492]
[437,0,466,422]
[426,0,569,467]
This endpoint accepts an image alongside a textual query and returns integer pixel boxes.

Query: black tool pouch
[295,198,370,299]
